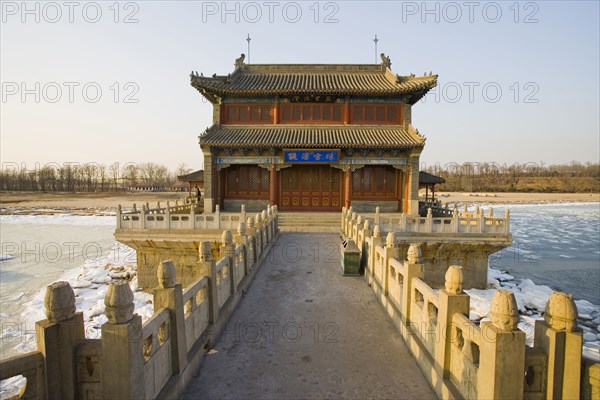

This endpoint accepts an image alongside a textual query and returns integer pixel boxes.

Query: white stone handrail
[182,277,210,353]
[342,206,510,236]
[141,308,172,399]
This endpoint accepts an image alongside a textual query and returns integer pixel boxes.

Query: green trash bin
[340,238,361,276]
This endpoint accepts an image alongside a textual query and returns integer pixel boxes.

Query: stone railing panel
[0,351,45,400]
[141,308,172,400]
[182,277,210,354]
[215,257,231,310]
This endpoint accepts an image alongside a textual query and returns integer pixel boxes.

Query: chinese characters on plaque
[284,150,340,163]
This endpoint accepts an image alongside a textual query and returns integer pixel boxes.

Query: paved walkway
[182,233,435,400]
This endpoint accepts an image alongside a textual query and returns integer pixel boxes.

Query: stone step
[277,212,341,232]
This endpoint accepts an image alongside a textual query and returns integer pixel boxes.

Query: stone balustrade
[353,216,599,400]
[342,205,510,237]
[0,214,279,400]
[117,201,268,232]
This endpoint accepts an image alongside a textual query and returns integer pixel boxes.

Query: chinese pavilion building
[190,55,437,214]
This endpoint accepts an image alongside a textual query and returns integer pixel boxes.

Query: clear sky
[1,0,599,172]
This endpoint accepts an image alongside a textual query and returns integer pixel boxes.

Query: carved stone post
[255,213,264,252]
[367,225,384,277]
[36,281,84,400]
[382,233,400,296]
[101,281,145,400]
[401,244,425,322]
[198,242,218,323]
[341,207,347,231]
[220,230,236,293]
[246,217,257,263]
[534,291,582,399]
[234,223,251,275]
[477,290,525,400]
[261,210,269,243]
[153,260,187,374]
[434,266,469,379]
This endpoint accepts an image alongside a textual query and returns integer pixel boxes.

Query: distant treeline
[426,161,600,193]
[0,162,196,192]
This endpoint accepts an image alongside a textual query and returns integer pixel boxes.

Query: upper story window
[351,104,402,124]
[223,105,273,124]
[280,104,343,124]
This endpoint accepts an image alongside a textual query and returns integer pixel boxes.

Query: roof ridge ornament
[235,53,246,69]
[380,53,391,69]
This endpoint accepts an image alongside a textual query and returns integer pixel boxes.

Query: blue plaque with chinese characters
[284,150,340,163]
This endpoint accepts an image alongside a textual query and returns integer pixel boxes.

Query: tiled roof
[419,171,446,185]
[177,169,204,181]
[199,126,425,149]
[190,64,437,102]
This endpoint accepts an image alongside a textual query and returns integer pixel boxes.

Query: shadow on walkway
[182,233,435,399]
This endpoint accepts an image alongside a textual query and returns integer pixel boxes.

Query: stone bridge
[1,206,598,400]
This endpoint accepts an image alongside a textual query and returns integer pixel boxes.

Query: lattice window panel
[226,168,238,194]
[261,168,269,191]
[248,168,260,191]
[387,106,396,122]
[353,171,362,192]
[250,106,260,121]
[364,106,374,121]
[239,167,249,190]
[386,168,396,194]
[323,106,332,120]
[374,167,385,191]
[292,106,301,120]
[239,107,250,121]
[282,106,292,121]
[261,107,271,121]
[227,107,237,122]
[376,106,386,122]
[312,105,321,120]
[300,106,310,120]
[363,168,372,191]
[353,106,363,121]
[332,105,342,121]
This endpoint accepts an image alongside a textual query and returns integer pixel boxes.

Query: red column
[269,165,278,206]
[344,167,351,209]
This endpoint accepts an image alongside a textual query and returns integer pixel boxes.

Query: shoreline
[1,191,598,216]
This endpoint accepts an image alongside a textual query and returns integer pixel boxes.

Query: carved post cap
[505,209,510,217]
[238,222,247,235]
[375,206,380,214]
[357,215,362,225]
[222,230,233,245]
[386,232,395,247]
[490,289,520,332]
[104,281,135,324]
[44,281,76,323]
[488,207,494,217]
[199,241,213,262]
[268,207,273,216]
[255,213,262,224]
[373,225,381,238]
[427,207,432,217]
[347,206,353,214]
[544,291,578,332]
[157,260,176,289]
[407,243,422,264]
[342,207,347,214]
[117,204,122,212]
[363,220,371,230]
[351,212,357,221]
[215,204,220,212]
[272,205,278,213]
[247,217,255,229]
[241,204,245,212]
[444,265,463,294]
[261,210,267,221]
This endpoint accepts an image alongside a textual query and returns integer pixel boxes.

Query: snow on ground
[0,241,154,355]
[0,214,115,226]
[466,267,600,362]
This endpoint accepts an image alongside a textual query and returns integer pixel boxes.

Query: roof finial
[373,34,379,64]
[246,34,252,64]
[380,53,391,69]
[235,53,245,69]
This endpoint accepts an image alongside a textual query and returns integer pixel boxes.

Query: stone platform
[181,233,435,399]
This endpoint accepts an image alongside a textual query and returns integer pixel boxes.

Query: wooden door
[280,166,341,211]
